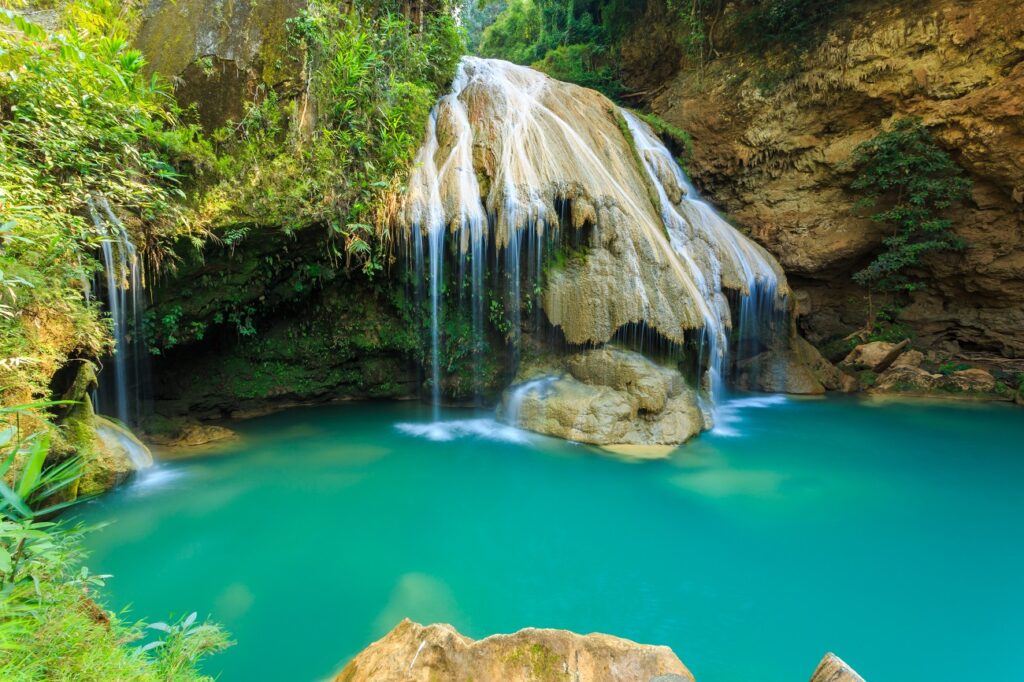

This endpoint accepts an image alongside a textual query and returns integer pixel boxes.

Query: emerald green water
[78,396,1024,681]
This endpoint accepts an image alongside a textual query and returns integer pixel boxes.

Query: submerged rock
[141,415,238,449]
[501,349,708,451]
[336,619,694,682]
[809,653,866,682]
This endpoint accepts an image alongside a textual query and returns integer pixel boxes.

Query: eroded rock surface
[840,340,910,374]
[738,336,858,394]
[643,0,1024,360]
[809,653,866,682]
[335,619,694,682]
[401,57,787,348]
[135,0,307,130]
[501,349,708,450]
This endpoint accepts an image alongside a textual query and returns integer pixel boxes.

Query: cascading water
[88,196,149,427]
[621,111,787,400]
[400,57,790,425]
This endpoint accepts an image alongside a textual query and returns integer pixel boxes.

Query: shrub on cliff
[849,118,972,325]
[204,1,463,278]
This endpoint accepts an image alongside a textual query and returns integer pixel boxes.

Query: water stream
[88,196,149,427]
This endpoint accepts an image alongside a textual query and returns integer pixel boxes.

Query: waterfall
[400,57,790,418]
[88,196,149,427]
[406,63,488,418]
[504,376,558,427]
[620,111,786,398]
[95,417,154,470]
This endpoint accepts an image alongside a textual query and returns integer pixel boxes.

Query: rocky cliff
[632,0,1024,365]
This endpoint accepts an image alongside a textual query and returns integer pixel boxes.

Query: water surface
[79,396,1024,681]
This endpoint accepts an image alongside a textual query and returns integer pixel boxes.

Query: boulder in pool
[499,348,709,453]
[335,619,694,682]
[809,652,866,682]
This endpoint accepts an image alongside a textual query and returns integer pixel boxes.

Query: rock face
[135,0,307,130]
[738,336,858,394]
[335,619,694,682]
[501,349,708,450]
[809,653,866,682]
[642,0,1024,360]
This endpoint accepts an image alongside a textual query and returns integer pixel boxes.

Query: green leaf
[0,482,31,519]
[16,434,49,500]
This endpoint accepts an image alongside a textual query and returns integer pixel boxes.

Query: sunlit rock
[336,619,694,682]
[500,349,708,450]
[809,652,866,682]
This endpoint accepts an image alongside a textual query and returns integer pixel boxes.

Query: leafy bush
[849,118,972,324]
[735,0,848,51]
[0,2,210,404]
[478,0,632,97]
[206,1,463,277]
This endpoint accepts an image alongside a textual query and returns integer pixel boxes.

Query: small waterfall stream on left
[88,196,150,434]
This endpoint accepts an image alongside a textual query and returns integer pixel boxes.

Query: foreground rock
[810,653,866,682]
[500,348,709,453]
[336,619,694,682]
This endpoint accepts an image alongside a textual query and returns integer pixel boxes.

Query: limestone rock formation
[401,57,787,348]
[46,361,151,497]
[809,653,866,682]
[500,349,708,451]
[81,417,149,496]
[642,0,1024,360]
[335,619,694,682]
[141,415,238,449]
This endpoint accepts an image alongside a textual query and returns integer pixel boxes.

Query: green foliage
[937,361,971,377]
[735,0,847,51]
[478,0,633,97]
[850,118,972,296]
[0,2,210,403]
[207,1,463,277]
[0,403,230,681]
[634,112,693,167]
[461,0,507,52]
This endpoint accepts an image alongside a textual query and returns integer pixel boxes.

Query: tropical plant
[849,118,972,327]
[207,1,463,277]
[0,403,231,681]
[0,2,210,405]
